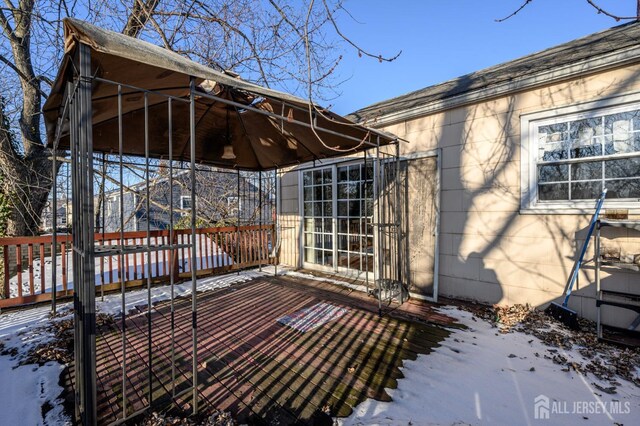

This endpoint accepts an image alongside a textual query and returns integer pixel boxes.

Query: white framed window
[180,195,192,210]
[106,196,118,217]
[227,196,241,210]
[521,98,640,213]
[58,207,67,225]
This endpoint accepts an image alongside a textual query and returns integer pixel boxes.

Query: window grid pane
[536,106,640,202]
[303,167,333,267]
[335,163,374,273]
[303,163,375,272]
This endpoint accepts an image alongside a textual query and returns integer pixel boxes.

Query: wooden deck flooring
[66,273,456,425]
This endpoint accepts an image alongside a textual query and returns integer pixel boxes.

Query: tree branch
[0,52,48,98]
[585,0,638,21]
[11,0,34,39]
[268,0,304,39]
[193,0,270,85]
[320,0,400,62]
[153,4,271,85]
[122,0,160,37]
[497,0,639,23]
[0,96,20,162]
[146,13,172,49]
[0,7,16,41]
[495,0,533,22]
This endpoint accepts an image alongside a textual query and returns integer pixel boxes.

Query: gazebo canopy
[43,18,396,170]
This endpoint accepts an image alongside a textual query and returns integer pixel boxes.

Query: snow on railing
[0,224,275,309]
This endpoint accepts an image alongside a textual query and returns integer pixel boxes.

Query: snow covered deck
[2,269,639,425]
[62,273,455,425]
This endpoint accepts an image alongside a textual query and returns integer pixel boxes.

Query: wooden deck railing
[0,224,275,309]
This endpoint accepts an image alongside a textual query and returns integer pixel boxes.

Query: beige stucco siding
[379,64,640,322]
[276,63,640,325]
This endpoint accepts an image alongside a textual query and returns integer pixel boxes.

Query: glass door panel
[302,167,333,268]
[302,161,374,274]
[335,162,374,274]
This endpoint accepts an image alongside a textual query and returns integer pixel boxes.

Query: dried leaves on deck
[140,410,237,426]
[21,313,115,366]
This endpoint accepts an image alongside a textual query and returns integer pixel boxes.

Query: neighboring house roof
[349,21,640,126]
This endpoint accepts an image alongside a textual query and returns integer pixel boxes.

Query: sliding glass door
[302,161,374,275]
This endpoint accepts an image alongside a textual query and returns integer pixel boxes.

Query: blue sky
[330,0,639,114]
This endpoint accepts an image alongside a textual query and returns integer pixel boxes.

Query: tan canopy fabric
[43,18,396,170]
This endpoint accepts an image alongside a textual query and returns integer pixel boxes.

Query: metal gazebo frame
[45,19,400,425]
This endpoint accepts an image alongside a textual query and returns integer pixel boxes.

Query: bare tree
[0,0,399,236]
[497,0,640,22]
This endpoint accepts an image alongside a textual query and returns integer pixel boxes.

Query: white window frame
[180,195,192,210]
[226,196,241,212]
[521,93,640,214]
[105,196,119,219]
[58,206,67,225]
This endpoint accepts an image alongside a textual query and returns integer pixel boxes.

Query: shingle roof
[348,21,640,123]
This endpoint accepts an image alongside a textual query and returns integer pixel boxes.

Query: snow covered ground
[339,306,640,426]
[1,270,639,426]
[0,302,72,426]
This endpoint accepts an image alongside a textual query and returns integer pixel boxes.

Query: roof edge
[356,42,640,129]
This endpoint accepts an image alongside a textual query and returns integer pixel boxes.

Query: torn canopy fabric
[43,18,396,171]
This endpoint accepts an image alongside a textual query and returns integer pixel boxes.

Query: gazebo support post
[168,98,178,398]
[117,83,129,420]
[236,169,241,275]
[363,149,369,294]
[51,134,57,315]
[189,77,199,415]
[274,167,279,277]
[71,42,97,426]
[259,171,262,272]
[374,138,382,317]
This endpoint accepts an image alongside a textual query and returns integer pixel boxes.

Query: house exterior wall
[378,63,640,323]
[278,63,640,324]
[103,191,139,232]
[278,169,301,268]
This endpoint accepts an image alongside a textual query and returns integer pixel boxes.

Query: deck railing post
[2,246,8,298]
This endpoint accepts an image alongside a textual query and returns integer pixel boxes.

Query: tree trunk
[2,157,53,236]
[0,1,54,237]
[0,96,56,237]
[0,146,53,236]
